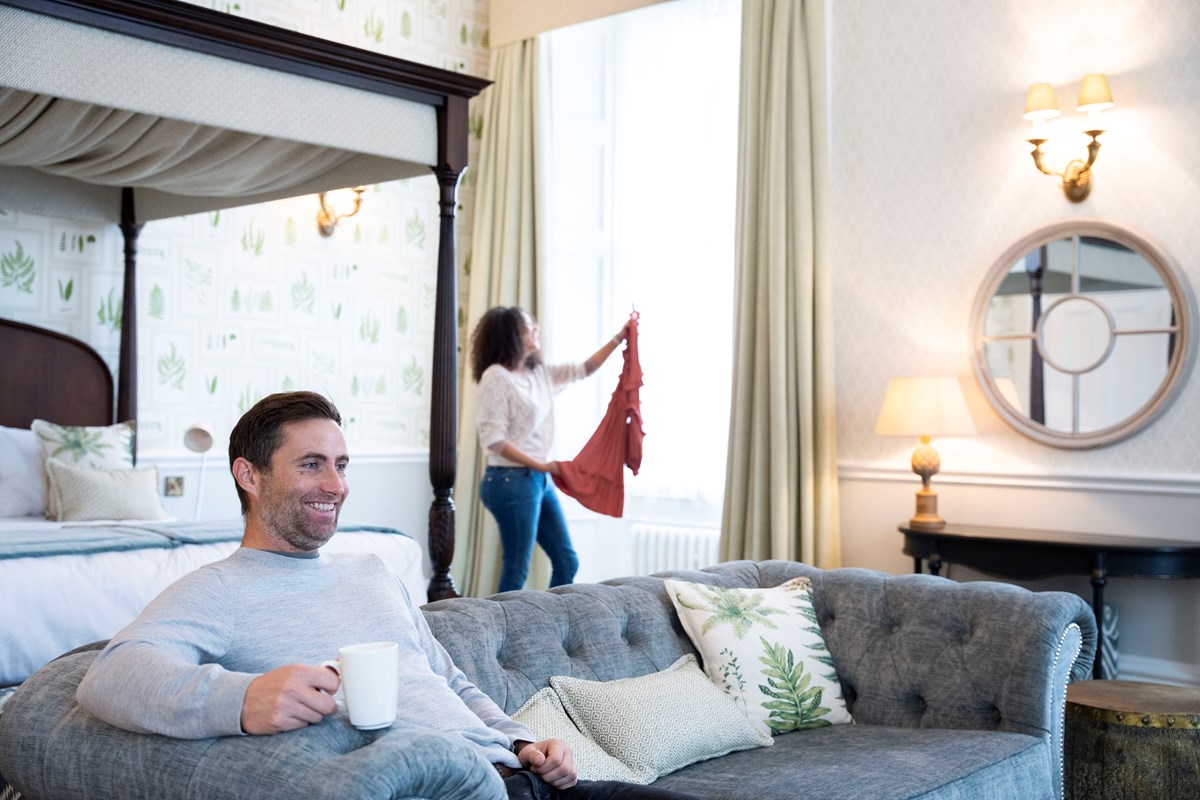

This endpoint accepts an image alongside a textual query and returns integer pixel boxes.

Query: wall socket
[164,476,185,497]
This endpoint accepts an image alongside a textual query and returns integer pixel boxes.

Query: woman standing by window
[469,306,627,592]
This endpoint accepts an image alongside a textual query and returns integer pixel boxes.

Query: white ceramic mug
[320,641,400,730]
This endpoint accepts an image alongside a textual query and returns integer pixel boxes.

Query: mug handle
[320,659,341,676]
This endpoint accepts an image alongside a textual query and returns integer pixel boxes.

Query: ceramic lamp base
[909,486,945,530]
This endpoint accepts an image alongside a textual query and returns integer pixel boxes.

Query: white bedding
[0,519,426,687]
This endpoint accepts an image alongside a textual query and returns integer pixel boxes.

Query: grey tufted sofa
[0,561,1095,800]
[422,560,1097,800]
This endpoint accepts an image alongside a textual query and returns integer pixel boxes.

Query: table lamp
[874,377,976,530]
[183,423,214,521]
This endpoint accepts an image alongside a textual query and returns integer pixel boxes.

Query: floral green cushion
[664,576,853,737]
[31,419,135,518]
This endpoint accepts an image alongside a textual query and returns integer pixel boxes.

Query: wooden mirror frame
[970,219,1197,449]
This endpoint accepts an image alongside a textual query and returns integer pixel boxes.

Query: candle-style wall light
[1023,73,1116,203]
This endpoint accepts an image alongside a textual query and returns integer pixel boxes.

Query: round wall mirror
[970,220,1197,449]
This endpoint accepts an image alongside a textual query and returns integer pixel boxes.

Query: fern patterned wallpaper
[0,0,490,457]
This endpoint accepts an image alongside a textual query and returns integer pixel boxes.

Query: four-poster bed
[0,0,487,601]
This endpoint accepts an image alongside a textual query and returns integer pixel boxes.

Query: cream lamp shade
[1076,73,1115,112]
[1022,83,1061,122]
[875,377,976,529]
[874,377,977,438]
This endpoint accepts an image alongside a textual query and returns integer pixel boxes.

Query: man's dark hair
[469,306,539,382]
[228,391,342,515]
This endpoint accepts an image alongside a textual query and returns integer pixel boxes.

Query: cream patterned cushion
[550,654,771,782]
[45,460,168,522]
[665,577,853,737]
[32,419,135,517]
[512,688,647,784]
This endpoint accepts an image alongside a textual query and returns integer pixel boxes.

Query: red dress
[552,313,644,517]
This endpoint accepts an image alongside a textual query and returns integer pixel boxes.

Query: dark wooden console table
[899,522,1200,679]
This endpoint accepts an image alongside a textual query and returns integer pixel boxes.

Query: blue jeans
[480,467,579,592]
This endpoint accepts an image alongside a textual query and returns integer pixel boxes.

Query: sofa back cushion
[421,578,701,713]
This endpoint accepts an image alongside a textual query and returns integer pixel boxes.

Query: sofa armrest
[829,569,1093,800]
[693,561,1095,800]
[0,646,506,800]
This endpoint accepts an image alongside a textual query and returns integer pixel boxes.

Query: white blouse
[476,362,586,466]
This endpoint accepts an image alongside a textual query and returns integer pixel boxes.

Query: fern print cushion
[664,576,853,737]
[31,419,135,518]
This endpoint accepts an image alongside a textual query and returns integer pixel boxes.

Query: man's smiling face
[253,418,349,552]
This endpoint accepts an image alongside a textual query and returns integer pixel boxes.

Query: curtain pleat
[452,39,551,597]
[720,0,841,568]
[0,89,352,196]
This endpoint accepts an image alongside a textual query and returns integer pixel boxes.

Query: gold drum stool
[1064,679,1200,799]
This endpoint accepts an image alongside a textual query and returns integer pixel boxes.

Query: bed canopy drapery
[0,0,489,600]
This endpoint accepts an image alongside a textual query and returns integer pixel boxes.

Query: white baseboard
[1115,654,1200,688]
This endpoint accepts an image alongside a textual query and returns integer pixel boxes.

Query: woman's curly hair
[469,306,539,382]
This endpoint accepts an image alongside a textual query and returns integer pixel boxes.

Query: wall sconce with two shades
[1022,73,1115,203]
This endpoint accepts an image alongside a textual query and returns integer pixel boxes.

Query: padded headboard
[0,318,114,428]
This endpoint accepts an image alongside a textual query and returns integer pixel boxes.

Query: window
[543,0,740,526]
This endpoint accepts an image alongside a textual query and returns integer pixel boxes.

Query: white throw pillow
[0,426,45,517]
[46,460,168,522]
[512,688,647,784]
[550,654,771,783]
[32,419,135,517]
[664,577,853,737]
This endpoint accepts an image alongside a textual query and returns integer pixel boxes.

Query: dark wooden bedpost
[426,94,469,601]
[118,187,141,444]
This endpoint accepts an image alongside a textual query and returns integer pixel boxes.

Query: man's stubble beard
[257,474,340,552]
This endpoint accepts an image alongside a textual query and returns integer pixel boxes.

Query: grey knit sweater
[76,547,532,768]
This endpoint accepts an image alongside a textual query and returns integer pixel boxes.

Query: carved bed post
[427,94,469,601]
[118,187,141,446]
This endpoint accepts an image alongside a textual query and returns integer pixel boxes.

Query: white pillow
[550,654,771,783]
[45,460,169,522]
[0,426,45,517]
[512,688,647,784]
[32,419,135,517]
[665,577,853,737]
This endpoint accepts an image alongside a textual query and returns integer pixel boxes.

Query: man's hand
[240,664,341,735]
[517,738,577,789]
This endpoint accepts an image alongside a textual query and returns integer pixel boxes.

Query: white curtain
[544,0,741,518]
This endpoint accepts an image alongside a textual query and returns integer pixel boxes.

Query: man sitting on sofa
[76,391,696,800]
